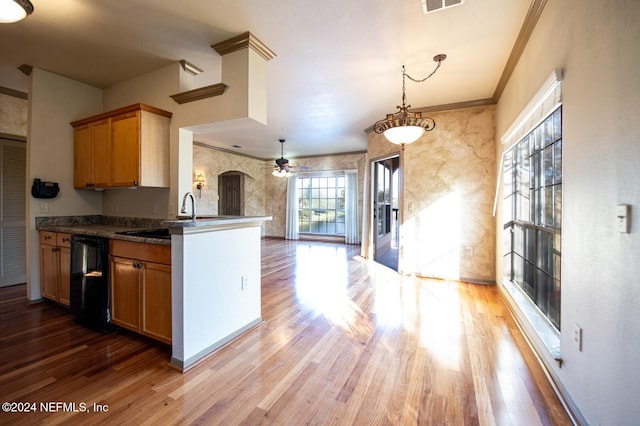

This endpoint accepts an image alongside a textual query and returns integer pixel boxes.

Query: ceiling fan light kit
[271,139,309,177]
[374,53,447,146]
[0,0,34,23]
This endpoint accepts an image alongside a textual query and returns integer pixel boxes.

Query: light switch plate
[617,204,630,233]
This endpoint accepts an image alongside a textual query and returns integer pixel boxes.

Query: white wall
[495,1,640,424]
[27,69,103,299]
[170,224,262,369]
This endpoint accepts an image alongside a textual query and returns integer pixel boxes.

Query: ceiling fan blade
[288,164,309,171]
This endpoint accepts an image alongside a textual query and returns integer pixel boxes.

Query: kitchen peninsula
[163,215,271,371]
[37,214,271,372]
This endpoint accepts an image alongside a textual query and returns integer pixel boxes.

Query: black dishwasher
[70,235,110,329]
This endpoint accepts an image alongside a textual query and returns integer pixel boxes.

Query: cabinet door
[91,118,112,187]
[73,124,93,188]
[141,262,172,344]
[57,247,71,307]
[110,112,140,187]
[40,244,59,301]
[110,256,140,332]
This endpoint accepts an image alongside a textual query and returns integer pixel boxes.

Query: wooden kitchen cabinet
[110,240,172,344]
[39,231,72,306]
[71,103,172,189]
[141,261,172,343]
[110,256,141,332]
[73,118,111,188]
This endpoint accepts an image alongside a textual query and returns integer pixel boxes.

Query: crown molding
[211,31,277,61]
[364,98,495,133]
[493,0,548,102]
[170,83,228,105]
[0,86,28,100]
[412,98,495,114]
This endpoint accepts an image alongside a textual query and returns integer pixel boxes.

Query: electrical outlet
[39,202,49,214]
[573,324,583,351]
[241,276,248,291]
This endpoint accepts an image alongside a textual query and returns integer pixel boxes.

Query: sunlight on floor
[294,242,465,370]
[418,281,462,369]
[294,244,372,339]
[402,191,462,279]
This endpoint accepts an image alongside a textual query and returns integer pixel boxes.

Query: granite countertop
[37,224,171,245]
[35,214,272,244]
[36,216,171,245]
[163,215,272,229]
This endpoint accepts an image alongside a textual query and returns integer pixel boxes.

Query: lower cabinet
[110,240,171,345]
[40,231,72,306]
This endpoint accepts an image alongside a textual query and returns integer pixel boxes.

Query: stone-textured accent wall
[193,144,266,218]
[263,153,366,238]
[367,105,496,282]
[192,145,366,239]
[0,93,28,136]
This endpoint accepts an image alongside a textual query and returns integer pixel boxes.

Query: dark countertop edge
[36,225,171,246]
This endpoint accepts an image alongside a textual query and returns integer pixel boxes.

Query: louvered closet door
[0,139,26,287]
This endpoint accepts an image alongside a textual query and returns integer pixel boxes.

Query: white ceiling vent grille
[422,0,464,14]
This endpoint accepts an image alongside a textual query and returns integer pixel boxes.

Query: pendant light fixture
[374,54,446,145]
[0,0,34,23]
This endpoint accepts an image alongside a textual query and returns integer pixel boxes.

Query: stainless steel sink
[176,215,230,220]
[115,228,170,239]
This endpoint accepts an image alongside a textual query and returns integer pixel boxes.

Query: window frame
[503,107,562,331]
[497,69,563,360]
[297,172,346,236]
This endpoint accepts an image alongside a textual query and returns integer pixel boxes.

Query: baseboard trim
[170,318,263,372]
[497,284,586,426]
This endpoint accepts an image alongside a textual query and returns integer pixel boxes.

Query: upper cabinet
[71,104,172,189]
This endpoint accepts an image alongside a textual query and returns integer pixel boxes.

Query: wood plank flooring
[0,238,571,425]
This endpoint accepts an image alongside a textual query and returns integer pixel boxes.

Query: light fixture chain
[373,53,446,145]
[404,58,443,83]
[401,66,408,108]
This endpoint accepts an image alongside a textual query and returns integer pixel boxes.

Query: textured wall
[192,144,266,218]
[0,93,27,136]
[368,105,496,282]
[192,145,365,239]
[263,153,366,238]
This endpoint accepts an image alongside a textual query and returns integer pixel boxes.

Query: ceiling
[0,0,533,160]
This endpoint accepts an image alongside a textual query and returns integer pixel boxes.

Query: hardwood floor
[0,238,571,425]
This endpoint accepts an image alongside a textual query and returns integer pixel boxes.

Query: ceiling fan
[271,139,308,177]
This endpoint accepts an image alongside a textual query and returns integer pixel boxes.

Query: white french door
[372,155,399,270]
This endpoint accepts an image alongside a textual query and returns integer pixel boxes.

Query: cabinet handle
[62,237,70,243]
[52,247,59,252]
[44,235,52,241]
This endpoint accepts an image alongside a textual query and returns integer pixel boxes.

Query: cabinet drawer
[40,231,57,245]
[56,233,73,248]
[110,240,171,265]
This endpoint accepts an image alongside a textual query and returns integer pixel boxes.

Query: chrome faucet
[181,192,197,221]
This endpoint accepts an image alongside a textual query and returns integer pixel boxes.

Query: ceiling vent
[422,0,464,14]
